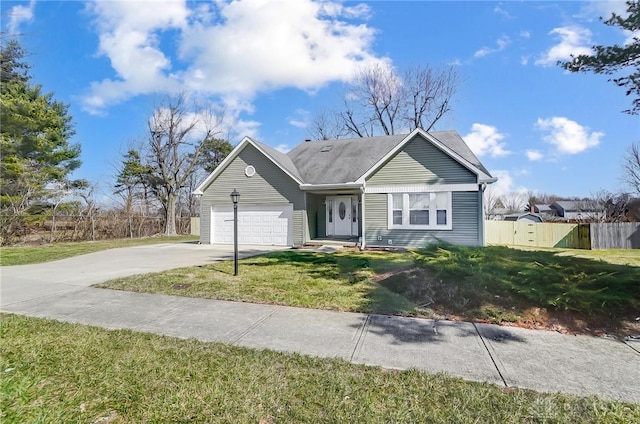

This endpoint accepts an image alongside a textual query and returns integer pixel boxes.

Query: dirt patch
[373,267,640,339]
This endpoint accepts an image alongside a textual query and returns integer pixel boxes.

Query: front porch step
[304,238,359,248]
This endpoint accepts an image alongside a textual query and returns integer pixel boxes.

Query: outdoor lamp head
[230,189,240,204]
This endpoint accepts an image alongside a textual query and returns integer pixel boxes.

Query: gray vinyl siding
[367,134,476,185]
[364,192,480,247]
[199,144,305,245]
[305,193,323,239]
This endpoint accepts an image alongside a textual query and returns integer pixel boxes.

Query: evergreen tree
[0,38,81,243]
[561,1,640,114]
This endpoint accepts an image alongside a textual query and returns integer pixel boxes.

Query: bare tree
[308,109,348,141]
[321,63,459,139]
[500,191,528,214]
[341,63,403,137]
[402,65,458,131]
[483,185,502,219]
[623,142,640,195]
[146,94,223,235]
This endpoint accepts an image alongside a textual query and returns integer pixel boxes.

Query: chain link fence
[1,212,191,245]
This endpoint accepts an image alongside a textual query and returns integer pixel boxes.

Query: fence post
[50,212,56,242]
[91,215,95,241]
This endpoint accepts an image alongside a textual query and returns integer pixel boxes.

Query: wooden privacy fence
[590,222,640,249]
[485,221,591,249]
[485,221,640,249]
[190,217,200,236]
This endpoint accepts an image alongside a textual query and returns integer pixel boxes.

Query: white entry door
[328,196,353,236]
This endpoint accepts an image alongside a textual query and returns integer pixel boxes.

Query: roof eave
[193,136,304,195]
[250,140,304,185]
[299,182,363,191]
[193,136,252,195]
[356,128,492,184]
[480,177,498,184]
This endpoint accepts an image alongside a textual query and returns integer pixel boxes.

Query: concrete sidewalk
[1,243,639,404]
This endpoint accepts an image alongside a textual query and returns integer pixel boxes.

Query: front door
[328,196,352,236]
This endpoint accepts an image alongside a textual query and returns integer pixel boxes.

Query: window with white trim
[388,192,452,230]
[392,194,403,225]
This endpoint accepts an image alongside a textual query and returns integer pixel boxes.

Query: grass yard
[98,250,415,313]
[0,235,198,266]
[2,314,638,423]
[97,244,640,337]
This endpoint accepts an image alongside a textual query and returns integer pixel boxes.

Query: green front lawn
[0,236,198,266]
[98,250,415,313]
[97,245,640,336]
[2,314,637,423]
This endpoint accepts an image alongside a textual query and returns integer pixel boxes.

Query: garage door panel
[212,204,292,246]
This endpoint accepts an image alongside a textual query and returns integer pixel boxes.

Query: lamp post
[230,189,240,276]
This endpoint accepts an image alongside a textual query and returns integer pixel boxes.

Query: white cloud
[82,0,189,112]
[474,36,510,58]
[83,0,385,117]
[579,2,638,46]
[7,0,36,34]
[274,144,291,153]
[535,26,593,67]
[488,170,513,197]
[493,6,512,19]
[624,29,640,46]
[463,123,511,158]
[520,30,530,39]
[287,109,310,129]
[487,170,530,212]
[526,150,543,161]
[580,0,629,20]
[535,117,603,155]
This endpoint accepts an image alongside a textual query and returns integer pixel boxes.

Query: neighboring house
[551,200,605,221]
[503,213,543,223]
[487,207,510,220]
[193,128,496,248]
[533,204,557,217]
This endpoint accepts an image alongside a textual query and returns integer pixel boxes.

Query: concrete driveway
[0,242,284,306]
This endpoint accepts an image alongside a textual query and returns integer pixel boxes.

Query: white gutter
[299,182,363,191]
[479,177,498,184]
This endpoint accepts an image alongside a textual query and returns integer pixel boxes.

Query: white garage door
[212,204,293,246]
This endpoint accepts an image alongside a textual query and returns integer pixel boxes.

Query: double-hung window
[392,194,403,225]
[388,192,452,230]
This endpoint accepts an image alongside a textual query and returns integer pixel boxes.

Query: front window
[436,192,448,225]
[392,194,403,225]
[409,194,429,225]
[388,192,452,230]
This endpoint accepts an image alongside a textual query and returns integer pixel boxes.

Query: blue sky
[4,0,639,204]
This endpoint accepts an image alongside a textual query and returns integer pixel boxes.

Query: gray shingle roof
[429,131,491,177]
[252,139,303,182]
[256,130,492,185]
[553,200,604,212]
[286,134,406,184]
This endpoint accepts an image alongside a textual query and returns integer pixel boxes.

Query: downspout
[478,183,487,246]
[360,185,366,250]
[302,191,308,246]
